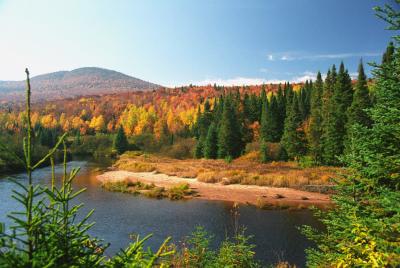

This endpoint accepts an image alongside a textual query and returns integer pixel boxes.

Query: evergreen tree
[204,123,218,159]
[217,97,243,159]
[260,141,271,163]
[382,41,395,64]
[194,136,205,158]
[276,84,286,138]
[307,72,324,163]
[248,93,260,123]
[298,86,308,120]
[304,4,400,266]
[113,126,129,154]
[281,93,306,160]
[260,95,280,142]
[259,85,267,122]
[243,93,251,121]
[346,60,372,128]
[322,63,353,165]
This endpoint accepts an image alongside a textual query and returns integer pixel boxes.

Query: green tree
[303,4,400,266]
[322,63,352,165]
[204,123,218,159]
[194,136,205,159]
[281,93,306,160]
[113,125,129,154]
[276,84,286,138]
[382,41,395,64]
[217,97,243,159]
[260,95,280,142]
[345,59,373,157]
[308,72,324,163]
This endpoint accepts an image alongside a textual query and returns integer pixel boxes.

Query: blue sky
[0,0,394,86]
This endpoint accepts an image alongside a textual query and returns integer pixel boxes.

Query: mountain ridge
[0,67,160,102]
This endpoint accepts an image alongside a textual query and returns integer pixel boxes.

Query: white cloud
[292,72,317,83]
[349,72,358,79]
[187,77,285,86]
[280,55,294,61]
[169,72,322,87]
[266,51,380,61]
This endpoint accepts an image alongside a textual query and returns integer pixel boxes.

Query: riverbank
[97,170,331,209]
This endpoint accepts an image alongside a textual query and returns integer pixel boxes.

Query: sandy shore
[97,170,331,208]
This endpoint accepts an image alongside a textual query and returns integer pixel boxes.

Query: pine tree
[304,4,400,266]
[276,84,286,138]
[322,63,353,165]
[204,123,218,159]
[298,86,308,120]
[194,136,205,158]
[260,95,280,142]
[260,140,271,163]
[382,41,395,64]
[346,60,372,128]
[217,97,243,159]
[113,126,129,154]
[281,93,306,160]
[259,86,267,122]
[308,72,324,163]
[246,93,260,123]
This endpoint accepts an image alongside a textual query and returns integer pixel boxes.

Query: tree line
[193,56,384,166]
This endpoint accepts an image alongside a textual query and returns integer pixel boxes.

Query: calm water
[0,159,321,267]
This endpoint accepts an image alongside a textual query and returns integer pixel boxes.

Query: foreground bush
[169,226,260,268]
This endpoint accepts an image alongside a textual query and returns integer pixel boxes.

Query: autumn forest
[0,1,399,267]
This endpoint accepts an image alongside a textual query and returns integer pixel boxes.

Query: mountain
[0,67,160,102]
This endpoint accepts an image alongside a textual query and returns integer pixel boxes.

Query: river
[0,158,322,267]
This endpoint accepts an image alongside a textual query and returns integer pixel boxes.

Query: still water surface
[0,159,321,267]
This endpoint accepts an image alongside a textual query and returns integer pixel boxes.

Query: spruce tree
[259,86,267,122]
[322,63,352,165]
[276,84,286,138]
[204,123,218,159]
[260,95,280,142]
[248,93,260,123]
[260,140,271,163]
[308,72,324,163]
[194,136,205,158]
[217,97,243,159]
[346,60,372,128]
[303,4,400,266]
[281,93,306,160]
[113,126,129,154]
[382,41,395,64]
[298,86,308,120]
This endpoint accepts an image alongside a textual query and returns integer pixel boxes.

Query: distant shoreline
[97,170,332,209]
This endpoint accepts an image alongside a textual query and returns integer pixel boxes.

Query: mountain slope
[0,67,160,102]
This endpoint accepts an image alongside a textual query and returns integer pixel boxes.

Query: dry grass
[114,151,340,190]
[102,176,194,200]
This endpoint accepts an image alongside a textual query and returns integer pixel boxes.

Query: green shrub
[167,183,191,200]
[170,227,260,268]
[298,155,317,168]
[143,186,165,199]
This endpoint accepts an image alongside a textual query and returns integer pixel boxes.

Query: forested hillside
[0,67,159,102]
[0,58,378,168]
